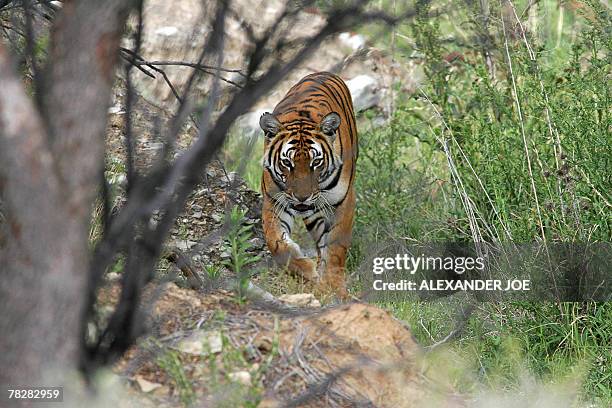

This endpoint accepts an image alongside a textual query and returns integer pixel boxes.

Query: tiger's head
[260,111,342,214]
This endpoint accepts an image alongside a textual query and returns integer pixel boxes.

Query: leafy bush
[350,1,610,404]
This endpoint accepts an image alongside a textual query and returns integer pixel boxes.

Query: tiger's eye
[281,159,291,168]
[312,158,322,167]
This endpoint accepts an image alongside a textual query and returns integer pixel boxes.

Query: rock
[278,293,321,308]
[48,1,62,11]
[228,371,252,387]
[227,171,242,184]
[235,109,270,141]
[172,239,198,251]
[248,237,264,249]
[194,188,210,197]
[228,71,248,87]
[211,213,223,223]
[108,105,124,114]
[371,115,387,128]
[134,376,163,393]
[154,26,179,37]
[109,173,127,188]
[338,32,366,51]
[176,330,223,356]
[346,74,380,112]
[145,142,164,153]
[105,272,121,282]
[257,398,281,408]
[193,211,203,219]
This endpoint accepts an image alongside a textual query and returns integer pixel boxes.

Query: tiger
[259,72,357,298]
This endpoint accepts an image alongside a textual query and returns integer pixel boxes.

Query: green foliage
[157,350,196,407]
[221,131,262,191]
[204,264,222,281]
[406,0,610,243]
[387,301,612,404]
[222,206,261,302]
[351,1,611,404]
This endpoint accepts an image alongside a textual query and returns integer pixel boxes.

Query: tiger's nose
[294,195,310,203]
[293,192,314,203]
[291,194,314,211]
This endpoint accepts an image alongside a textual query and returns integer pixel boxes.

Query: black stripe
[322,163,343,190]
[280,219,291,233]
[321,74,357,146]
[267,135,284,164]
[305,216,322,231]
[316,231,327,247]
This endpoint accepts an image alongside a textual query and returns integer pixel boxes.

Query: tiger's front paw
[288,257,319,282]
[317,266,349,300]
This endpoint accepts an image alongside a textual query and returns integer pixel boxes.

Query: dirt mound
[104,283,435,407]
[261,303,425,407]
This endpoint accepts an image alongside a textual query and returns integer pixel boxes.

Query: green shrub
[350,1,610,404]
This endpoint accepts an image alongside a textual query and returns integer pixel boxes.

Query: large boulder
[346,74,380,112]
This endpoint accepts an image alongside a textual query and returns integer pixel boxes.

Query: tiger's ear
[320,112,341,139]
[260,112,281,138]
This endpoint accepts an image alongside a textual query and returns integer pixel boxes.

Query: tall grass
[351,0,611,404]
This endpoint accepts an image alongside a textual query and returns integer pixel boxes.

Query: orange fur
[260,72,357,298]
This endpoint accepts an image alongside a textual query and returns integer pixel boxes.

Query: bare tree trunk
[0,0,135,388]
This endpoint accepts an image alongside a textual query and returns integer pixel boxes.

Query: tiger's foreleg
[311,188,355,299]
[262,196,319,281]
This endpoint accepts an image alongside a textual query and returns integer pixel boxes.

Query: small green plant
[222,206,261,303]
[157,350,196,406]
[204,264,222,281]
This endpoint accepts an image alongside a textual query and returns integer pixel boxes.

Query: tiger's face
[260,112,341,214]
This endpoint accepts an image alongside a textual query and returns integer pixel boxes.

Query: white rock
[228,371,252,387]
[105,272,121,282]
[338,32,366,51]
[346,75,380,112]
[278,293,321,308]
[134,376,163,393]
[173,240,198,251]
[108,105,124,114]
[49,1,63,11]
[111,173,127,188]
[154,26,179,37]
[176,330,223,356]
[235,109,272,141]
